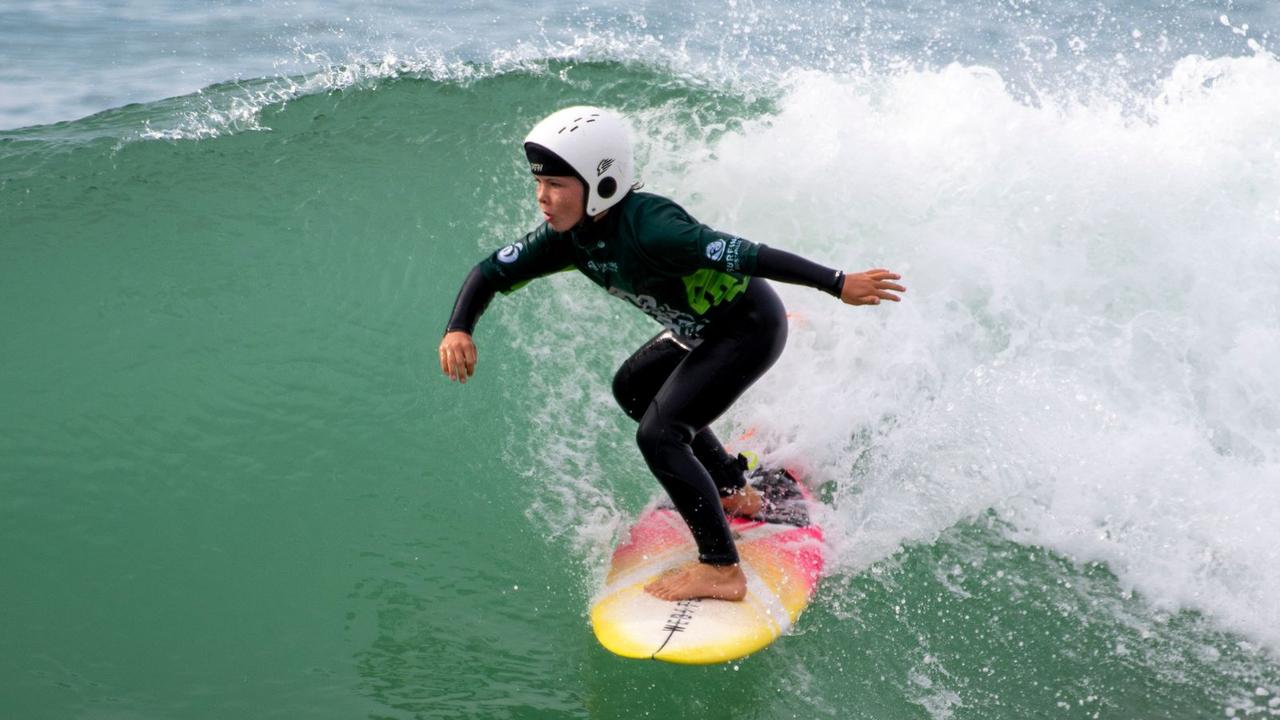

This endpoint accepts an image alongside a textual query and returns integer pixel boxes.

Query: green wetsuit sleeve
[476,222,575,292]
[444,223,573,335]
[628,197,761,276]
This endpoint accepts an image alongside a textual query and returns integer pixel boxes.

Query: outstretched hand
[439,331,478,383]
[840,268,906,306]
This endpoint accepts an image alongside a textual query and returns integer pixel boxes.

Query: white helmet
[523,106,635,216]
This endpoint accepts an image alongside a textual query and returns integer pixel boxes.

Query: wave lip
[5,0,1278,131]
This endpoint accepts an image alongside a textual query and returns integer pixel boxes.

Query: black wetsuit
[446,191,843,565]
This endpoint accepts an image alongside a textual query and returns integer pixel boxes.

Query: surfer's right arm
[439,224,574,384]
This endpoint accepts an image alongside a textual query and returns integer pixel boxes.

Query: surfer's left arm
[634,197,905,305]
[754,246,906,306]
[634,197,906,303]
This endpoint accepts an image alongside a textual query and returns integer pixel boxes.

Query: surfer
[440,106,904,602]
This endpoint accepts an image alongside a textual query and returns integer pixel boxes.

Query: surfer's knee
[635,405,693,459]
[613,331,691,421]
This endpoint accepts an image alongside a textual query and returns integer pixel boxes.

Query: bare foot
[721,484,763,518]
[645,562,747,601]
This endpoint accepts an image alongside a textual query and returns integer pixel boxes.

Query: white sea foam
[620,53,1280,648]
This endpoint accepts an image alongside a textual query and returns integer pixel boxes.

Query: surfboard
[589,455,826,665]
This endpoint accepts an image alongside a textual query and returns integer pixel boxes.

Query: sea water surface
[2,2,1279,718]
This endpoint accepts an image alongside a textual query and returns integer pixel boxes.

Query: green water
[3,62,1278,719]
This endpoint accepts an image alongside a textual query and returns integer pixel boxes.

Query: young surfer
[440,106,904,602]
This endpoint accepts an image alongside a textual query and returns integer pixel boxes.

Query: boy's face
[534,174,585,232]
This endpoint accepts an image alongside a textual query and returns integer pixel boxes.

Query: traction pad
[657,466,812,527]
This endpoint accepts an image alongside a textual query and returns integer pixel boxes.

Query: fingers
[462,343,477,379]
[440,346,461,382]
[439,335,478,384]
[446,349,472,383]
[863,269,905,302]
[856,288,902,304]
[863,270,903,287]
[840,269,906,306]
[874,288,903,302]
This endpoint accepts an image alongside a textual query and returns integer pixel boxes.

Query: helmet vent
[557,116,600,134]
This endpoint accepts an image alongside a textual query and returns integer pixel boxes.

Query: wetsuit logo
[597,158,615,176]
[529,163,543,173]
[497,243,523,263]
[724,237,744,272]
[706,239,727,262]
[607,287,707,337]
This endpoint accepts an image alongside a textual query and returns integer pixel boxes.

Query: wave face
[2,2,1280,719]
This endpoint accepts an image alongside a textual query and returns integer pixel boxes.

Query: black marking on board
[662,600,699,633]
[653,599,702,657]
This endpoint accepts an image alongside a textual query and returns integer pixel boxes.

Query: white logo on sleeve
[497,243,523,263]
[706,239,726,262]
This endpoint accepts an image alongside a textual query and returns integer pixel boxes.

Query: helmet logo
[706,240,727,261]
[597,158,615,176]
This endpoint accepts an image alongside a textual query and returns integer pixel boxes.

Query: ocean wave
[500,49,1280,655]
[657,53,1280,650]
